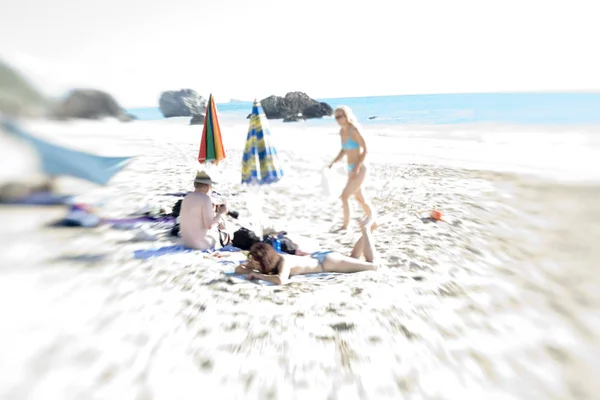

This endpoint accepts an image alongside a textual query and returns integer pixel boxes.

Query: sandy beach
[1,118,599,399]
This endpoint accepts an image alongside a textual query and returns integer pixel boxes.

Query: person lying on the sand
[0,179,56,202]
[234,218,379,285]
[179,171,228,250]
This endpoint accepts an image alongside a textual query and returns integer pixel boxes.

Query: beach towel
[133,244,240,260]
[223,272,277,286]
[51,208,101,227]
[51,212,175,229]
[161,190,222,197]
[0,192,74,205]
[223,271,343,286]
[104,216,176,225]
[162,192,190,197]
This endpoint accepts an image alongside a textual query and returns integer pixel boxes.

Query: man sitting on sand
[179,171,228,250]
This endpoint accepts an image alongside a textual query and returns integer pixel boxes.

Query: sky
[1,0,598,107]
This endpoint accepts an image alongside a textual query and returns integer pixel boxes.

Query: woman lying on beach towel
[234,218,379,285]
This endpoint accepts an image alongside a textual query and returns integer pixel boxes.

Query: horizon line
[125,89,600,109]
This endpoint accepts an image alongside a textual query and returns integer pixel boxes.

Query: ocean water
[124,92,600,183]
[128,92,600,125]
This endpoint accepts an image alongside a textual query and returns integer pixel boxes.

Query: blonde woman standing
[328,106,374,231]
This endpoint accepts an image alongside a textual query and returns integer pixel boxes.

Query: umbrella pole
[201,161,216,187]
[248,183,264,239]
[202,160,213,173]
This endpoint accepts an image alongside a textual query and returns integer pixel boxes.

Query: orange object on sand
[430,210,443,221]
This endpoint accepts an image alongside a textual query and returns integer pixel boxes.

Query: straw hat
[194,170,217,185]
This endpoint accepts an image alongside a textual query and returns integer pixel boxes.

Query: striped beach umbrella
[241,100,283,185]
[198,94,226,165]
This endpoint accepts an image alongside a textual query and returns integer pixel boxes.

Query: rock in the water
[260,92,333,120]
[283,113,306,123]
[190,114,205,125]
[260,95,293,119]
[159,89,206,118]
[282,92,317,114]
[52,89,132,121]
[303,102,334,119]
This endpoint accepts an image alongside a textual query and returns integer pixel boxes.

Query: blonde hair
[334,105,361,131]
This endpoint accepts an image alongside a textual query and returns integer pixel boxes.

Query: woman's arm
[234,265,252,274]
[329,149,346,168]
[249,258,291,285]
[353,129,368,169]
[249,273,284,285]
[202,197,222,230]
[234,260,259,274]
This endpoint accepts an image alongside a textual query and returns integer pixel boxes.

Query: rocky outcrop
[190,114,205,125]
[159,89,206,118]
[260,92,333,120]
[303,102,333,119]
[260,95,292,119]
[51,89,134,121]
[283,114,306,123]
[0,60,48,118]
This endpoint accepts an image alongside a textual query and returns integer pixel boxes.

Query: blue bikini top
[341,127,360,150]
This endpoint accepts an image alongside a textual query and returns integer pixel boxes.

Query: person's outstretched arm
[353,129,368,171]
[328,149,345,168]
[234,265,253,274]
[248,258,291,285]
[234,260,259,274]
[202,196,221,230]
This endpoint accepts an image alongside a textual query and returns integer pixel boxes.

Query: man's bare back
[179,191,217,250]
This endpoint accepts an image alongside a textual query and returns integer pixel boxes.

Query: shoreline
[8,116,600,187]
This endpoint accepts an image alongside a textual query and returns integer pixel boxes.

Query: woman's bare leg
[350,216,379,259]
[322,252,378,273]
[350,236,365,259]
[338,167,367,229]
[340,196,351,230]
[359,218,377,263]
[324,217,379,272]
[350,217,377,258]
[353,187,374,221]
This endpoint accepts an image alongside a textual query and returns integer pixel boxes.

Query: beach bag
[171,199,183,218]
[321,168,345,198]
[263,232,298,255]
[279,236,297,254]
[321,168,334,197]
[232,227,261,250]
[218,229,231,247]
[56,205,101,228]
